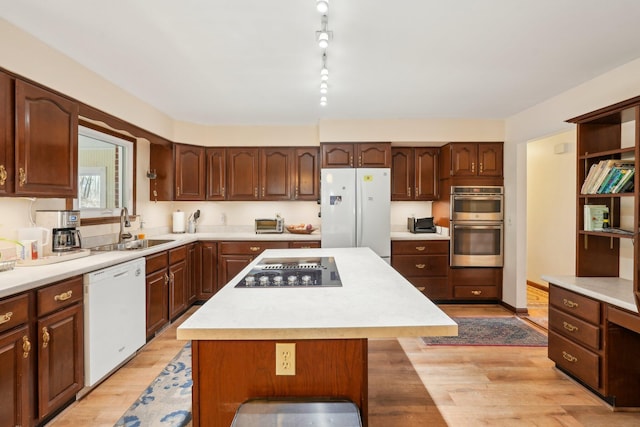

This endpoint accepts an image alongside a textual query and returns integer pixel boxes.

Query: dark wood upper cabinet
[206,147,226,200]
[226,147,260,200]
[321,142,391,168]
[294,147,319,200]
[477,142,503,177]
[261,148,293,200]
[0,72,13,195]
[175,143,205,200]
[391,147,438,201]
[15,80,78,197]
[446,142,503,177]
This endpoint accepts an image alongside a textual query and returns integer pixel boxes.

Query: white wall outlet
[275,343,296,376]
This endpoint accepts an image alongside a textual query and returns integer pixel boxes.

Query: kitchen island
[177,247,457,426]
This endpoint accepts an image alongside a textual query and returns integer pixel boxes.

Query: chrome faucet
[119,207,132,243]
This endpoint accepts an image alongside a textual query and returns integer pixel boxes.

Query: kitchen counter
[0,227,448,299]
[177,247,457,340]
[541,274,637,313]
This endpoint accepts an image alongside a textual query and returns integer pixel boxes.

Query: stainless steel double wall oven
[449,186,504,267]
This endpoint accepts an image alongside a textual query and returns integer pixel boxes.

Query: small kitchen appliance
[407,217,436,233]
[35,210,82,255]
[255,217,285,234]
[235,257,342,288]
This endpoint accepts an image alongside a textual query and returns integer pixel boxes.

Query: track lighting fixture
[316,0,329,14]
[314,3,333,108]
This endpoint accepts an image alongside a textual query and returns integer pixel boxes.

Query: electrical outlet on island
[275,343,296,376]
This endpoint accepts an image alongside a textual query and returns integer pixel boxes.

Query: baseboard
[527,280,549,292]
[500,300,528,315]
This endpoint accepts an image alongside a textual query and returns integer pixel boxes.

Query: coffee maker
[35,210,82,255]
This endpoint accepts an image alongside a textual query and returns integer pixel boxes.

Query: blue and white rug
[114,342,192,427]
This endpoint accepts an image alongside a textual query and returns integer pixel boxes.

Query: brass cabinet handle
[222,186,225,197]
[0,164,6,186]
[42,327,50,348]
[408,187,411,197]
[562,351,577,363]
[22,336,31,359]
[349,155,353,167]
[295,186,299,199]
[563,298,579,309]
[415,246,426,251]
[254,187,258,198]
[176,186,181,196]
[19,167,26,186]
[415,264,426,269]
[262,187,265,197]
[416,287,426,291]
[358,155,362,167]
[563,321,579,333]
[480,162,484,174]
[164,273,170,285]
[0,311,13,325]
[54,290,73,302]
[170,272,175,283]
[471,290,482,295]
[250,246,261,252]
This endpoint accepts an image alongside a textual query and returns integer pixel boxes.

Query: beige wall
[526,131,576,286]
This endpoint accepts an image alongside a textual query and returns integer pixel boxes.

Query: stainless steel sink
[90,239,174,252]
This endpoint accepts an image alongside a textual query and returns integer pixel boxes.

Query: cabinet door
[37,303,83,419]
[0,72,13,195]
[414,147,439,200]
[357,143,391,168]
[226,148,259,200]
[206,147,226,200]
[187,243,200,305]
[175,144,205,200]
[149,143,174,201]
[293,147,319,200]
[15,80,78,197]
[391,148,413,200]
[321,143,354,168]
[450,143,478,176]
[169,260,188,320]
[218,254,253,287]
[146,269,169,339]
[0,325,30,427]
[477,142,503,177]
[261,148,293,200]
[200,242,218,299]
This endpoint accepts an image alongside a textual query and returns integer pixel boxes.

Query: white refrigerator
[321,168,391,262]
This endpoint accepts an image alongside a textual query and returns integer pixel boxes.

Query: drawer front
[450,267,502,287]
[289,241,321,249]
[169,245,187,264]
[0,293,30,334]
[37,276,83,316]
[548,330,600,390]
[392,240,449,255]
[392,254,448,277]
[549,306,600,350]
[219,241,289,255]
[549,285,600,324]
[146,251,168,275]
[607,305,640,335]
[453,285,499,299]
[407,277,450,300]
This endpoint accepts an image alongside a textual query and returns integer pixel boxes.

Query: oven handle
[452,221,503,229]
[451,195,503,201]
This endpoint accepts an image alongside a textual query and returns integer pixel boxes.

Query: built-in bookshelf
[567,97,640,305]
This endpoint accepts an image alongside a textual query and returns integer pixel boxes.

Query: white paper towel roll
[172,210,186,233]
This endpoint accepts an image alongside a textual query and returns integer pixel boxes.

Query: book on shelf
[583,204,608,231]
[581,159,635,194]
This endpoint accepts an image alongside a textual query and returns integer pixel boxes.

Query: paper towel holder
[146,169,157,179]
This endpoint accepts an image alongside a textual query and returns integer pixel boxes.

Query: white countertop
[0,228,448,299]
[542,274,638,313]
[176,247,458,340]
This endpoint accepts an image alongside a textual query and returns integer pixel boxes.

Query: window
[74,125,134,219]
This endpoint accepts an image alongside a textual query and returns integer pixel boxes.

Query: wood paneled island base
[192,338,368,426]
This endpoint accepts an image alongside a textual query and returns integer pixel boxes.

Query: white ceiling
[3,0,640,126]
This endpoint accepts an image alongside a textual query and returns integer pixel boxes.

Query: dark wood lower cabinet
[0,325,30,427]
[146,252,170,340]
[199,242,219,299]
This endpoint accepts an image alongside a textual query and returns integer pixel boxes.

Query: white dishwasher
[83,257,146,389]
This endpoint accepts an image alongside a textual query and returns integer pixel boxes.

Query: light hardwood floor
[47,304,640,427]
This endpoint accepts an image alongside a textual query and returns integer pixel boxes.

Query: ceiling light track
[314,1,332,107]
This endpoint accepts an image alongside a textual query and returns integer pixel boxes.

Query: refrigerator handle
[357,181,364,247]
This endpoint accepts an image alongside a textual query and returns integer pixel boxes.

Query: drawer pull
[19,167,26,186]
[416,287,426,291]
[563,321,579,333]
[42,327,50,349]
[415,263,426,269]
[415,246,426,251]
[471,290,482,296]
[54,290,73,302]
[563,298,579,309]
[0,311,13,325]
[22,336,31,359]
[0,164,6,186]
[250,246,261,252]
[562,351,578,363]
[164,273,170,285]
